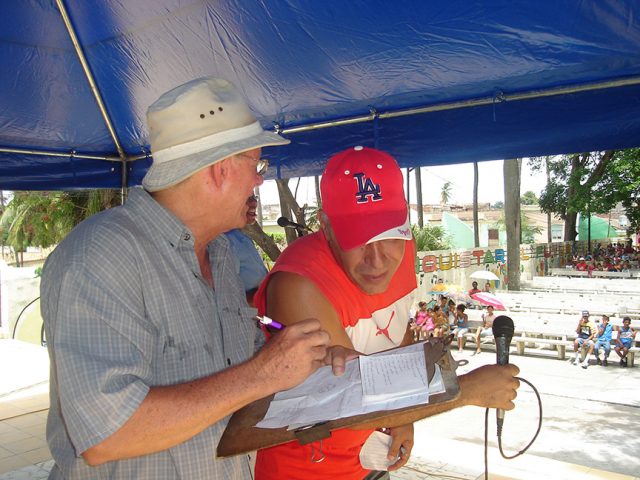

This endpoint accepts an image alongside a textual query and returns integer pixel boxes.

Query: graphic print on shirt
[345,291,414,354]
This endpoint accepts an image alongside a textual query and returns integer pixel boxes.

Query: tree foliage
[493,212,542,244]
[520,190,538,205]
[440,181,452,205]
[530,150,640,239]
[0,190,120,252]
[411,224,452,251]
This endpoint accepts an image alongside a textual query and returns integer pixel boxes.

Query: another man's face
[245,195,259,225]
[487,306,494,314]
[602,316,609,324]
[322,219,405,295]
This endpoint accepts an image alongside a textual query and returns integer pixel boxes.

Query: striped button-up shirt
[42,188,256,479]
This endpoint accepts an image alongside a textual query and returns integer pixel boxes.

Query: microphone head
[277,216,290,227]
[492,315,514,338]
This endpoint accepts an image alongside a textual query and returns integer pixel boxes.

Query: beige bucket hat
[142,77,289,191]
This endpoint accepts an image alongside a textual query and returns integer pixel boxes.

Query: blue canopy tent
[1,1,640,190]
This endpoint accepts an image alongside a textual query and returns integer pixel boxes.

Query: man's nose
[364,242,386,267]
[254,172,265,187]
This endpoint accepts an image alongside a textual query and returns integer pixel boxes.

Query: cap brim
[366,215,412,244]
[142,131,289,192]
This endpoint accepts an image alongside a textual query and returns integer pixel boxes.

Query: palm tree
[440,181,452,205]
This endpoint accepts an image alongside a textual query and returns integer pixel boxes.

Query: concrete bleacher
[458,275,640,366]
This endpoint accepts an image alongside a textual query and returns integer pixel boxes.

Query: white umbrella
[470,270,500,281]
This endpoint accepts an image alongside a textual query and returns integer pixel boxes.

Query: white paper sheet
[256,342,446,429]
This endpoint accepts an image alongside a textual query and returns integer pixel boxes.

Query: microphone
[492,315,514,431]
[277,216,312,232]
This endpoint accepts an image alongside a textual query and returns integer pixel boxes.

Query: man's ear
[209,158,232,189]
[318,209,327,229]
[318,210,332,241]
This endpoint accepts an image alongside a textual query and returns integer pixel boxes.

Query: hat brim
[366,215,412,244]
[330,209,409,251]
[142,130,289,192]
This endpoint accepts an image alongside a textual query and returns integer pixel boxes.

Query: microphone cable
[483,376,543,480]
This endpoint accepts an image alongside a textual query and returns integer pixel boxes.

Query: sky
[257,158,548,207]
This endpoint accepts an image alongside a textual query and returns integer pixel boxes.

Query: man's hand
[254,318,330,392]
[385,423,413,471]
[458,364,520,410]
[324,345,360,376]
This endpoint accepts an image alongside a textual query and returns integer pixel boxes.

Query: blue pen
[255,315,285,331]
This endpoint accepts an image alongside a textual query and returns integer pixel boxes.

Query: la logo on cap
[354,172,382,203]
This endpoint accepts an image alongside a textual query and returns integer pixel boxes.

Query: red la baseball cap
[320,146,411,251]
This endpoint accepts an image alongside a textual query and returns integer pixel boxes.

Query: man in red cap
[253,146,520,480]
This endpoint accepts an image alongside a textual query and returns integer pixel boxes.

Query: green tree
[520,190,539,205]
[0,190,120,264]
[493,211,542,244]
[411,224,452,251]
[440,181,452,205]
[531,149,640,240]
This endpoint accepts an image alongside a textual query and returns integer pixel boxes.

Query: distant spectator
[473,305,496,355]
[594,314,613,366]
[571,310,596,369]
[615,317,635,367]
[432,305,449,338]
[483,282,492,293]
[452,304,469,353]
[468,281,481,295]
[575,257,588,271]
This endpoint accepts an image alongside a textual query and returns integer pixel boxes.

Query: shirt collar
[125,187,192,249]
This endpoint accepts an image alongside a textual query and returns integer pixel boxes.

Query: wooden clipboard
[217,338,460,457]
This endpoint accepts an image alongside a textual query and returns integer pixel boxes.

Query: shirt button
[183,233,191,241]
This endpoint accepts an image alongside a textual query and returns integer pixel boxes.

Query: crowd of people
[569,241,639,274]
[410,295,496,354]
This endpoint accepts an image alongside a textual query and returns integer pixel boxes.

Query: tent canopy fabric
[1,1,640,190]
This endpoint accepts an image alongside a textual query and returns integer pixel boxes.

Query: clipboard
[217,338,460,457]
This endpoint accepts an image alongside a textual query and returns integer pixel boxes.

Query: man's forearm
[82,358,269,466]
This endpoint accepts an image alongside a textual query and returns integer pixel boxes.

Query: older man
[41,77,348,479]
[253,146,520,480]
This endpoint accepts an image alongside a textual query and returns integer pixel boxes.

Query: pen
[254,315,285,331]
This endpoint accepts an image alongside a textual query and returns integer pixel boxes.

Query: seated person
[575,257,588,271]
[432,305,449,337]
[615,317,635,367]
[571,311,596,368]
[594,314,613,366]
[473,305,496,354]
[468,281,481,295]
[452,304,469,353]
[253,146,520,480]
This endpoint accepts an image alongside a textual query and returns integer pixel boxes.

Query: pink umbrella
[470,292,506,311]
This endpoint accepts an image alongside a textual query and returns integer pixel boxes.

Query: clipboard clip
[293,422,330,463]
[310,440,325,463]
